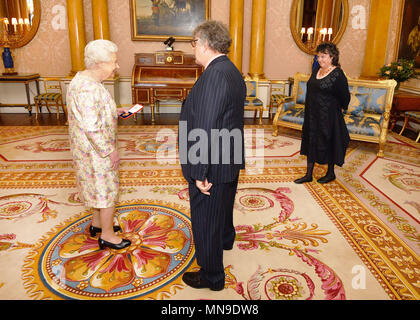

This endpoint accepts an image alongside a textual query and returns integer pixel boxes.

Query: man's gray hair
[84,39,118,69]
[193,20,232,54]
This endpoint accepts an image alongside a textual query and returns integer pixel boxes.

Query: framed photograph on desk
[130,0,210,41]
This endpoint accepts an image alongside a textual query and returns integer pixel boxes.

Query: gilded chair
[399,111,420,143]
[269,78,293,121]
[244,80,264,125]
[34,78,67,122]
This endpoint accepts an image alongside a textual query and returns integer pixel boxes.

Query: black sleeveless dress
[300,66,350,166]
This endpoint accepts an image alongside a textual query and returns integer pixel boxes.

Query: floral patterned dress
[67,72,119,208]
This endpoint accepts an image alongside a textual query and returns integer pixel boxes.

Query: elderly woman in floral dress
[67,40,131,250]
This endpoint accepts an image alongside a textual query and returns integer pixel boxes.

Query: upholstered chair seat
[34,93,62,102]
[399,111,420,143]
[268,79,292,120]
[34,78,67,123]
[244,80,264,124]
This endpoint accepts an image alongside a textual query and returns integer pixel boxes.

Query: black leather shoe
[294,175,313,184]
[317,173,336,184]
[182,272,224,291]
[223,244,234,250]
[89,225,122,237]
[98,238,131,250]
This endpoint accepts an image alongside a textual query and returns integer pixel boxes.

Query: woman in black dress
[294,43,350,184]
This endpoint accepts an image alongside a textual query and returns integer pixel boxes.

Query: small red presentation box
[119,104,144,119]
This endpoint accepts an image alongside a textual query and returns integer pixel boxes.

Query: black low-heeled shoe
[317,173,336,184]
[294,175,313,184]
[89,225,122,237]
[98,238,131,250]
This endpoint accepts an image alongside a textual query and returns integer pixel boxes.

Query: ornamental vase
[2,47,14,69]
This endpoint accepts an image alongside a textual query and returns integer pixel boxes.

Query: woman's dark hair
[316,42,340,67]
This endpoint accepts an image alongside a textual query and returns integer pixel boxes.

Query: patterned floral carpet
[0,125,419,300]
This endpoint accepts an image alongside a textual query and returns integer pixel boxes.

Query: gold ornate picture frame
[130,0,210,42]
[289,0,349,55]
[394,0,420,71]
[0,0,41,48]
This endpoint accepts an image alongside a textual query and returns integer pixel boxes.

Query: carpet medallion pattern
[0,125,418,300]
[23,200,194,300]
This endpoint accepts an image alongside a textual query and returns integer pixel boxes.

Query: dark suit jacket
[179,55,246,184]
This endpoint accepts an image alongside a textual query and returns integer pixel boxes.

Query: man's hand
[195,179,212,195]
[109,150,120,170]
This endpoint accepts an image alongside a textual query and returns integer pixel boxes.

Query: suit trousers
[188,178,239,288]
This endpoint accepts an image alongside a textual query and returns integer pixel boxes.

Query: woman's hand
[117,108,129,116]
[109,150,120,170]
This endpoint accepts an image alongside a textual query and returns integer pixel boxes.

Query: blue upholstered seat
[400,111,420,143]
[33,78,67,122]
[344,114,381,137]
[34,93,62,101]
[244,97,264,107]
[268,79,292,120]
[244,80,264,124]
[406,111,420,120]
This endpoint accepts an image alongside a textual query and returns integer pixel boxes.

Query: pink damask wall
[3,0,417,88]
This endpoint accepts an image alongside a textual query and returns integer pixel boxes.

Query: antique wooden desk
[390,91,420,130]
[0,73,41,115]
[131,51,203,123]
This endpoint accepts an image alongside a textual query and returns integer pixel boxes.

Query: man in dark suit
[179,20,246,291]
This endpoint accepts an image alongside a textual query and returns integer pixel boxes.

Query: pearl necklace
[318,65,334,77]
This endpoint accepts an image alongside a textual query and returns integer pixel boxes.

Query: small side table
[400,111,420,142]
[0,73,41,115]
[390,91,420,131]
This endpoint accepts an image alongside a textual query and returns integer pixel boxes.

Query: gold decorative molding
[290,0,349,55]
[392,0,420,94]
[0,0,41,49]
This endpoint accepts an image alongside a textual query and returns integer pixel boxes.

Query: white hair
[84,39,118,69]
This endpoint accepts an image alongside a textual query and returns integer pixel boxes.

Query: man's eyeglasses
[190,39,199,48]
